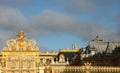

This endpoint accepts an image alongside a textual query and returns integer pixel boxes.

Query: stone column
[39,66,45,73]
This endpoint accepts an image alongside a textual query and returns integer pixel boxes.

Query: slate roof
[88,40,120,54]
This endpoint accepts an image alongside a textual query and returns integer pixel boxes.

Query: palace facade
[0,31,120,73]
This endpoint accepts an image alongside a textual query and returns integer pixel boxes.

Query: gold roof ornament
[84,62,91,73]
[2,31,39,52]
[17,30,26,41]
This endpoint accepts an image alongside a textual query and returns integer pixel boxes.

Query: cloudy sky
[0,0,120,51]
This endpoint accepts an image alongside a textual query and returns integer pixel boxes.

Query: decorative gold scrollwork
[2,31,39,52]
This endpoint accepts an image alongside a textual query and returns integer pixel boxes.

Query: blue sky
[0,0,120,51]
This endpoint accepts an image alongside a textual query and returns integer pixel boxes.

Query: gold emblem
[17,30,26,41]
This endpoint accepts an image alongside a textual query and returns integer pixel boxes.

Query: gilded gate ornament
[3,31,39,52]
[1,31,40,73]
[17,31,26,49]
[84,62,91,73]
[17,30,26,41]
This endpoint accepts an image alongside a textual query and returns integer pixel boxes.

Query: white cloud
[0,6,27,30]
[0,6,119,49]
[29,9,120,41]
[0,6,27,47]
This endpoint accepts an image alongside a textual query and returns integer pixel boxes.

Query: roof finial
[95,36,99,42]
[72,44,77,49]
